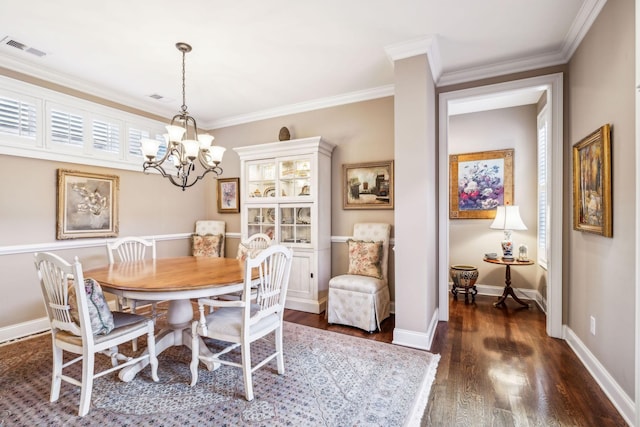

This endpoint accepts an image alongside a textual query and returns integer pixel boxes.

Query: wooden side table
[483,257,534,308]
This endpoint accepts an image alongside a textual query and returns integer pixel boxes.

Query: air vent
[2,36,47,58]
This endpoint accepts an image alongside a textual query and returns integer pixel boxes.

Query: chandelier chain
[181,48,187,113]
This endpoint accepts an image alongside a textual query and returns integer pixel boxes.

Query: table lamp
[490,205,527,260]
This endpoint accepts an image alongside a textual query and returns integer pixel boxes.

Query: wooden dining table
[84,256,255,382]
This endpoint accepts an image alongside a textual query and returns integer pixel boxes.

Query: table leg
[493,265,530,308]
[118,299,220,381]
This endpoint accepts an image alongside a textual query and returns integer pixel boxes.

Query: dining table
[84,256,256,382]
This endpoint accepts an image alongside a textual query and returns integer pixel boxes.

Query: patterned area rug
[0,322,439,426]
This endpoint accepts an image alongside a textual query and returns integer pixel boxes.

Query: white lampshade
[197,133,214,150]
[140,138,161,158]
[182,140,200,159]
[165,124,186,142]
[490,205,527,231]
[209,145,226,164]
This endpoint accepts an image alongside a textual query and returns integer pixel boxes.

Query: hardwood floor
[284,295,627,426]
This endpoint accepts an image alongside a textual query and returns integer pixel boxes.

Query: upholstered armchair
[192,220,226,257]
[327,223,391,332]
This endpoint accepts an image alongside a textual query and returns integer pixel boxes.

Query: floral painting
[217,177,240,213]
[449,149,513,219]
[56,169,119,239]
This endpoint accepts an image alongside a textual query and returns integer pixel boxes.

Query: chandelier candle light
[489,205,527,261]
[141,42,225,191]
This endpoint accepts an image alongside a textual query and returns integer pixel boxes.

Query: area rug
[0,322,439,426]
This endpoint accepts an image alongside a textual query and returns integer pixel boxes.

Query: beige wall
[448,105,541,292]
[0,156,203,327]
[0,95,396,330]
[567,0,635,398]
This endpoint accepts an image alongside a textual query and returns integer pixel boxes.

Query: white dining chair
[107,236,161,350]
[190,244,293,401]
[33,252,159,417]
[235,232,273,261]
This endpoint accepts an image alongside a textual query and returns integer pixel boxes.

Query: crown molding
[437,0,607,86]
[0,53,173,119]
[206,85,394,129]
[384,35,442,83]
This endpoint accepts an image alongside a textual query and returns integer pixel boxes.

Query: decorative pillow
[236,243,264,261]
[347,239,383,279]
[68,278,115,335]
[192,234,223,257]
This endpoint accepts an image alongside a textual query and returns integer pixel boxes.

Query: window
[537,106,550,268]
[0,95,37,139]
[92,118,120,154]
[50,108,83,147]
[0,76,173,172]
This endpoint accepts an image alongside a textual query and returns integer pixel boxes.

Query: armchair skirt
[327,274,390,332]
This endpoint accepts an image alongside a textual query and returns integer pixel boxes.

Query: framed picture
[56,169,119,239]
[449,149,514,219]
[572,124,612,237]
[343,160,394,209]
[217,177,240,213]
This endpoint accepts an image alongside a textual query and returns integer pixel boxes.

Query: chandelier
[141,42,225,191]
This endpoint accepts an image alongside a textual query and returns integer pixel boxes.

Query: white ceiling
[0,1,603,128]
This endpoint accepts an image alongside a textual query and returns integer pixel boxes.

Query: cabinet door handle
[310,273,313,278]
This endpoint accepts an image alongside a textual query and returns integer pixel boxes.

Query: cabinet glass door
[279,205,311,245]
[247,161,277,200]
[247,206,276,240]
[279,158,311,198]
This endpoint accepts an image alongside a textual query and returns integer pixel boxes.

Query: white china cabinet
[234,136,335,313]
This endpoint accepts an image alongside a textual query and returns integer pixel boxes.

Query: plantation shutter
[537,109,549,267]
[51,109,83,146]
[0,96,37,138]
[93,119,120,153]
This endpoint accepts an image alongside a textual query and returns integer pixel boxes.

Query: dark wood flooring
[284,295,628,426]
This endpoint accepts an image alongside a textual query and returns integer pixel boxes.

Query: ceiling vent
[1,36,47,57]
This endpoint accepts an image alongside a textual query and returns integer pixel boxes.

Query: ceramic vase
[449,264,479,303]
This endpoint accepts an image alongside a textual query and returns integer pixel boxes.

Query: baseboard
[563,326,635,426]
[0,317,50,343]
[284,296,325,314]
[452,282,547,313]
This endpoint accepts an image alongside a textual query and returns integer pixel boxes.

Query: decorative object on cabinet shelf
[343,161,394,210]
[140,42,225,191]
[299,185,310,196]
[279,126,291,141]
[572,124,612,237]
[217,177,240,213]
[449,149,513,219]
[264,187,276,197]
[490,205,527,261]
[296,208,311,224]
[56,169,119,240]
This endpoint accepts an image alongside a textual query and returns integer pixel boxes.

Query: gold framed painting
[572,124,612,237]
[449,149,514,219]
[217,177,240,213]
[343,160,394,209]
[56,169,119,239]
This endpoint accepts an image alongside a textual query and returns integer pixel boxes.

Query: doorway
[438,73,564,338]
